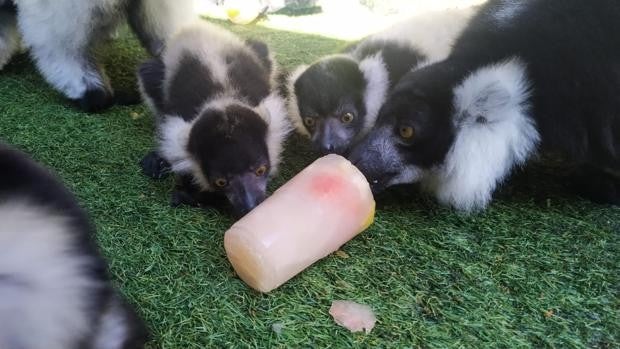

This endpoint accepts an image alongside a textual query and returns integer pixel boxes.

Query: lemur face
[293,57,367,155]
[188,105,271,216]
[348,73,455,194]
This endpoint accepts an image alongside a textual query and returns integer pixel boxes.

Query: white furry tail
[423,58,540,212]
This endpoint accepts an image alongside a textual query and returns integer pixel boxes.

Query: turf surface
[0,20,618,348]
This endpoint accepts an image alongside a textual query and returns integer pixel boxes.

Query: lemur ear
[246,39,272,72]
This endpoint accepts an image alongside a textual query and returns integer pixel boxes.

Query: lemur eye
[214,178,228,188]
[255,165,267,176]
[341,112,354,124]
[399,125,415,139]
[303,117,315,128]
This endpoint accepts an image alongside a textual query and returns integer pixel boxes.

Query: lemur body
[349,0,620,209]
[138,22,291,216]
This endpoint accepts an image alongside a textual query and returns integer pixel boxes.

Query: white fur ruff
[358,53,389,135]
[422,58,540,212]
[255,92,293,175]
[158,116,194,174]
[286,64,311,138]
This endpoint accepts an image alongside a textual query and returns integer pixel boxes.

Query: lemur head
[288,54,388,156]
[160,95,291,217]
[349,58,539,211]
[189,105,270,216]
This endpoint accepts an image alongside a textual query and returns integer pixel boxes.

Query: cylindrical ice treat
[224,154,375,293]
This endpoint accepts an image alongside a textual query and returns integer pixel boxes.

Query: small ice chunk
[329,300,377,333]
[271,322,284,335]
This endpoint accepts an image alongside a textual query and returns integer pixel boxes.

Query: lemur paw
[140,151,171,179]
[74,87,114,113]
[170,190,200,208]
[113,90,141,106]
[570,166,619,205]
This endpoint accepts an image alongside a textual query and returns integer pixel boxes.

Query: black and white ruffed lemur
[0,0,196,112]
[348,0,620,210]
[286,6,477,156]
[138,21,291,217]
[0,143,147,349]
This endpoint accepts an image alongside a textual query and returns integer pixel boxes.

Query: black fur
[137,58,166,112]
[126,0,164,56]
[75,86,115,113]
[295,57,367,122]
[246,38,272,73]
[225,49,272,106]
[188,106,270,177]
[166,54,224,120]
[138,25,278,216]
[140,150,171,179]
[293,57,367,155]
[0,143,148,348]
[0,0,16,12]
[349,40,426,87]
[350,0,620,205]
[292,38,425,156]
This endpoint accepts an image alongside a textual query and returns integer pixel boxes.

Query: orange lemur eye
[399,125,414,139]
[214,178,228,187]
[340,112,354,124]
[303,117,315,128]
[255,165,267,176]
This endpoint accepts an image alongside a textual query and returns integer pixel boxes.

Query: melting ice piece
[224,154,375,293]
[329,300,377,333]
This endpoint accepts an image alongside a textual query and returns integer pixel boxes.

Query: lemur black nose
[319,143,336,155]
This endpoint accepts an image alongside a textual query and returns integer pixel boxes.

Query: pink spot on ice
[311,173,345,196]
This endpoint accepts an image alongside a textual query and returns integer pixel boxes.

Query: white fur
[93,297,129,349]
[158,116,194,174]
[13,0,195,99]
[358,53,389,135]
[0,11,20,70]
[159,92,291,187]
[287,6,476,141]
[163,20,254,100]
[422,58,540,211]
[137,72,158,115]
[0,201,98,349]
[158,21,288,187]
[493,0,526,25]
[387,165,423,187]
[359,6,477,63]
[14,0,122,98]
[255,92,293,175]
[138,0,195,49]
[286,64,311,138]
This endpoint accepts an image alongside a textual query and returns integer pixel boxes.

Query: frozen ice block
[224,154,375,293]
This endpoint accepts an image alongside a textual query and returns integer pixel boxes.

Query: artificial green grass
[0,20,618,348]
